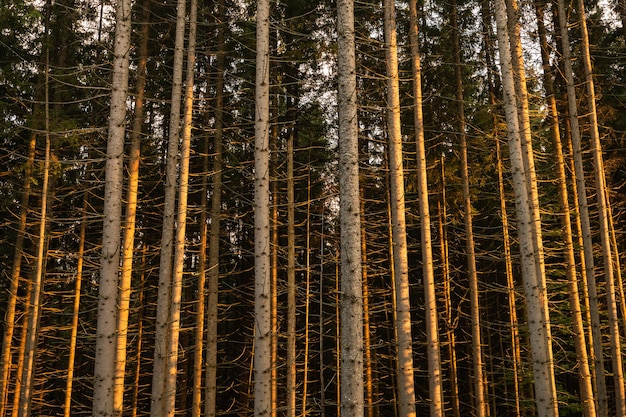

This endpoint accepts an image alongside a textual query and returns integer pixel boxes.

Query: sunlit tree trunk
[113,1,150,413]
[408,2,444,415]
[554,0,608,412]
[64,193,88,417]
[534,4,596,416]
[576,0,626,411]
[131,245,147,417]
[151,0,186,411]
[254,0,272,414]
[494,0,558,415]
[0,132,35,417]
[337,0,364,414]
[383,1,416,416]
[165,2,197,414]
[283,126,296,417]
[270,116,279,417]
[17,77,51,417]
[92,0,131,413]
[360,197,375,417]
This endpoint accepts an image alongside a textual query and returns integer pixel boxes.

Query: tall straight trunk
[92,0,131,413]
[383,1,416,416]
[286,128,297,417]
[17,79,51,417]
[493,0,558,415]
[450,0,486,413]
[204,2,225,414]
[437,158,460,417]
[337,0,364,414]
[131,246,147,417]
[270,119,279,417]
[408,2,444,415]
[151,0,186,412]
[496,132,522,417]
[0,132,36,417]
[64,193,88,417]
[553,0,608,412]
[577,0,626,412]
[361,198,375,417]
[113,1,150,413]
[534,4,596,416]
[164,2,197,414]
[301,174,312,417]
[254,0,272,414]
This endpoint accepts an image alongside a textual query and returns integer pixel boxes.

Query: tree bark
[408,1,444,415]
[92,0,131,413]
[337,0,364,414]
[493,0,559,415]
[254,0,272,414]
[383,0,416,415]
[535,4,596,415]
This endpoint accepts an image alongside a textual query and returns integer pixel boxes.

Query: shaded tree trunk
[337,0,364,414]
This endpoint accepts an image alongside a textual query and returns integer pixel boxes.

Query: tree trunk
[534,4,596,415]
[576,0,626,412]
[450,0,486,413]
[337,0,364,414]
[0,132,36,417]
[113,1,150,413]
[17,93,51,417]
[204,1,225,414]
[151,0,186,412]
[64,193,88,417]
[408,1,444,415]
[254,0,272,414]
[553,0,608,412]
[493,0,559,415]
[92,0,131,413]
[164,1,197,414]
[383,1,416,416]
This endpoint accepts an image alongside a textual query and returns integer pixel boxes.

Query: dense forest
[1,0,625,415]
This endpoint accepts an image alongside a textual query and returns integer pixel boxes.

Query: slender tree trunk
[64,193,88,417]
[576,0,626,411]
[151,0,186,412]
[164,2,197,414]
[496,130,522,417]
[408,2,444,415]
[17,88,51,417]
[301,174,312,417]
[450,0,486,413]
[554,0,608,412]
[437,157,460,417]
[0,132,36,417]
[286,127,297,417]
[337,0,364,414]
[254,0,272,414]
[361,198,375,417]
[270,118,279,417]
[534,4,596,415]
[113,1,150,413]
[204,2,225,414]
[131,245,147,417]
[92,0,131,413]
[493,0,559,415]
[383,1,416,416]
